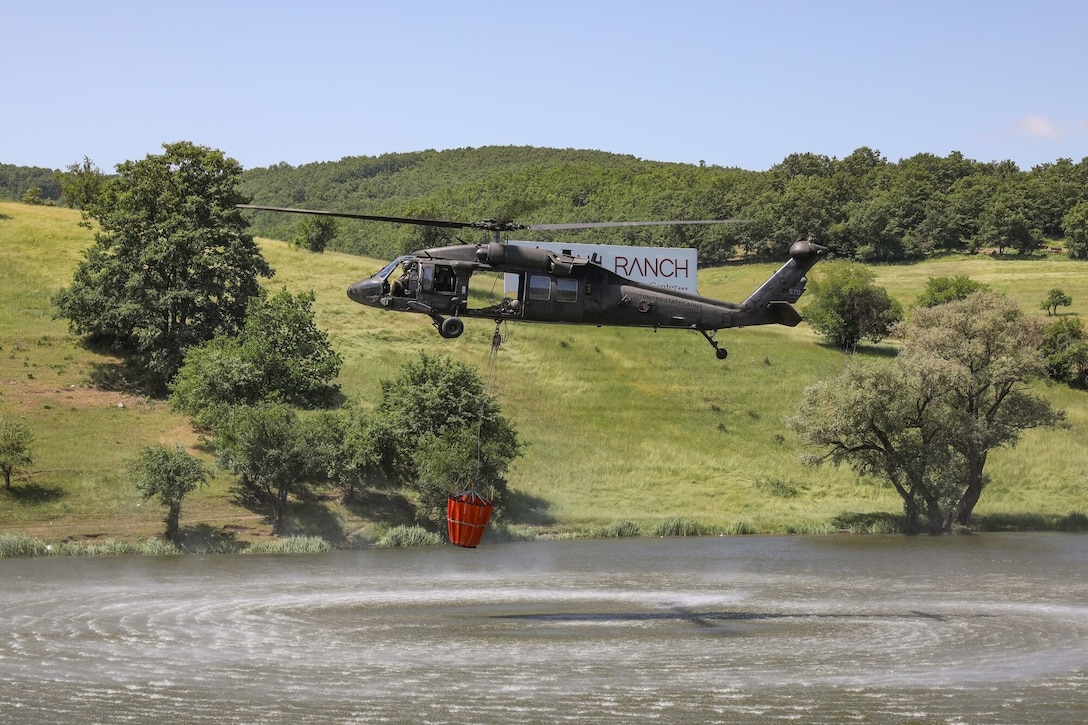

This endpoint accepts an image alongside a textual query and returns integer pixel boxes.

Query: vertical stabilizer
[741,238,827,326]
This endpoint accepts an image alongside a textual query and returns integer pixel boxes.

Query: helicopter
[237,205,827,359]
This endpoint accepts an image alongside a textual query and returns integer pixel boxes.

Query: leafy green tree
[237,288,342,403]
[299,408,376,504]
[169,288,342,426]
[22,186,42,205]
[788,359,964,534]
[52,141,273,388]
[1040,317,1088,388]
[366,353,520,528]
[0,418,34,489]
[1026,158,1088,237]
[899,291,1064,525]
[764,175,837,256]
[213,403,309,535]
[839,195,901,262]
[168,336,262,430]
[791,291,1064,532]
[803,262,903,351]
[293,215,337,252]
[127,444,208,540]
[1063,200,1088,259]
[1041,288,1072,315]
[916,275,990,308]
[975,193,1041,255]
[56,156,105,210]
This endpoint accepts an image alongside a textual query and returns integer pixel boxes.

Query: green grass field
[2,202,1085,544]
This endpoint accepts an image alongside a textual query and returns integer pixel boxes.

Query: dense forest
[6,146,1088,263]
[0,163,62,202]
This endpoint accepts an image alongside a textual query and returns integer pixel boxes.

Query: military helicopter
[237,205,827,359]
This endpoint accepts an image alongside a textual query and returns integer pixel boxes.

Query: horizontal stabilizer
[767,301,802,327]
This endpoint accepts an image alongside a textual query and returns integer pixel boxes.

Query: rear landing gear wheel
[700,330,728,360]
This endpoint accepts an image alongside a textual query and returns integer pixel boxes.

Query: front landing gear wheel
[438,316,465,339]
[716,347,728,360]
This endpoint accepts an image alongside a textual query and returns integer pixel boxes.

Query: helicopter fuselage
[347,239,824,355]
[236,203,825,358]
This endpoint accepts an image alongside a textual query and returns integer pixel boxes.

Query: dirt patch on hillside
[4,377,153,412]
[1,377,202,452]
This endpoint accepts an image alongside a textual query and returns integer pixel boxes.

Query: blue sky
[4,0,1086,172]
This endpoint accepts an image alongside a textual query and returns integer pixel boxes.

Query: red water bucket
[447,489,493,548]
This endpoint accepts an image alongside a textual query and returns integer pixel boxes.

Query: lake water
[2,533,1086,723]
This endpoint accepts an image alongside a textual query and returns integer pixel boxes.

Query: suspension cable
[473,320,505,490]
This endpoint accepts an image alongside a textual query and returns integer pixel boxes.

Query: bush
[0,533,52,557]
[245,536,332,554]
[376,525,442,548]
[589,520,641,538]
[724,520,758,535]
[803,262,902,351]
[1058,512,1088,533]
[651,518,708,537]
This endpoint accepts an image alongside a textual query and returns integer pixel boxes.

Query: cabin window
[556,277,579,303]
[528,275,551,301]
[433,265,457,293]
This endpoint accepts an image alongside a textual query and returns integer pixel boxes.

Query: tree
[838,195,899,262]
[803,262,903,351]
[1063,201,1088,260]
[0,418,34,489]
[52,141,274,389]
[293,215,337,252]
[169,288,342,426]
[1027,158,1087,236]
[55,156,104,210]
[898,291,1064,525]
[787,360,964,534]
[299,408,376,504]
[1041,288,1072,315]
[975,194,1041,255]
[127,444,208,540]
[916,275,989,308]
[235,288,342,404]
[167,336,262,430]
[213,403,309,535]
[790,291,1065,532]
[22,186,42,205]
[366,353,521,528]
[1040,317,1088,388]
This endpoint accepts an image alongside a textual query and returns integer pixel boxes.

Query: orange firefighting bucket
[447,489,493,548]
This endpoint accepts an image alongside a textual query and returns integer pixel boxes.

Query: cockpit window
[375,257,412,280]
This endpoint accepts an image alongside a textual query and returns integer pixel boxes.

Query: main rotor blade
[526,219,749,230]
[236,204,471,229]
[237,205,747,232]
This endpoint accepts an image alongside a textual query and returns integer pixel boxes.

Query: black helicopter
[238,205,827,359]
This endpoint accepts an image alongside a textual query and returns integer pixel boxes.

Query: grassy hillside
[1,202,1085,544]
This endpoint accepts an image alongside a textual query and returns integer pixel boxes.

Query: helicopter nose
[347,277,383,305]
